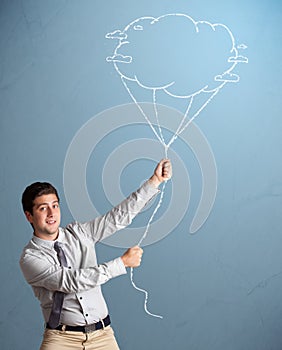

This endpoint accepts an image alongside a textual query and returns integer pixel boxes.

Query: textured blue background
[1,1,282,349]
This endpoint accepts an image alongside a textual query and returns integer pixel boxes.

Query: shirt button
[80,297,83,300]
[85,314,89,317]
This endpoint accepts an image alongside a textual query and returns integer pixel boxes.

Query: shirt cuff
[105,257,127,278]
[140,180,161,196]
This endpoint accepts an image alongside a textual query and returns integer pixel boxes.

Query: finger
[130,245,140,252]
[162,168,171,178]
[161,160,169,176]
[132,247,141,254]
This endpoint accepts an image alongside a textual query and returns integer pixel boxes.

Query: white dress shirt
[20,181,159,326]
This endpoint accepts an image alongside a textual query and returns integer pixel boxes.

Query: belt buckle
[85,323,96,333]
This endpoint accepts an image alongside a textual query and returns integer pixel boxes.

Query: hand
[121,246,143,268]
[149,159,172,188]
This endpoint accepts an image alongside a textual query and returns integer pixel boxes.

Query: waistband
[46,315,111,333]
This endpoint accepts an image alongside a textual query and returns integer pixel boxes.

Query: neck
[34,230,59,241]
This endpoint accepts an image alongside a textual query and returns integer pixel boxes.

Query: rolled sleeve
[102,257,127,278]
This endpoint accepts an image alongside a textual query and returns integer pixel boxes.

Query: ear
[25,211,33,224]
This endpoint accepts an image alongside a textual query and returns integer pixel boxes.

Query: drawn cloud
[215,72,240,83]
[106,30,127,40]
[106,14,248,97]
[228,55,248,63]
[106,54,132,63]
[134,25,143,31]
[237,44,248,50]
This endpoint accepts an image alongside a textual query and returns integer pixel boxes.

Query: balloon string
[121,76,166,147]
[153,89,166,145]
[125,79,226,319]
[130,178,167,319]
[138,180,167,247]
[173,95,194,137]
[166,82,227,149]
[130,268,163,319]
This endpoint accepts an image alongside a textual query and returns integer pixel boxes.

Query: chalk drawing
[106,13,248,318]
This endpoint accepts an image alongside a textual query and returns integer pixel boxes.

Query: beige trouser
[40,325,120,350]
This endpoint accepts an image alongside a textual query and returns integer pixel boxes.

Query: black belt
[46,315,111,333]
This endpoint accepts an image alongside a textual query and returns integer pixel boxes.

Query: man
[20,159,172,350]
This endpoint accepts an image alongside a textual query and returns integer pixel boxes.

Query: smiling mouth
[46,220,56,224]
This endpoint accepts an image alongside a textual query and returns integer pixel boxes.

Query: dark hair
[22,182,60,214]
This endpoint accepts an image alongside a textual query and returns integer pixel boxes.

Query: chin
[47,228,59,236]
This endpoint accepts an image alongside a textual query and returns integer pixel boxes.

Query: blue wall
[1,1,282,349]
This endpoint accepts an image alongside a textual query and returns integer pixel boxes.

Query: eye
[40,206,47,211]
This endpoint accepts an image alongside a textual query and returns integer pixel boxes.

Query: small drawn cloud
[106,30,127,40]
[237,43,248,50]
[215,72,240,83]
[106,54,132,63]
[228,55,248,63]
[134,25,143,31]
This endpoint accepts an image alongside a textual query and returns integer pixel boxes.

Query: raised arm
[79,159,173,243]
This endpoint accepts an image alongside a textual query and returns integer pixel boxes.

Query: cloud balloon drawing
[105,13,248,319]
[106,13,248,149]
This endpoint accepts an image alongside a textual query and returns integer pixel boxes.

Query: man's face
[25,194,61,240]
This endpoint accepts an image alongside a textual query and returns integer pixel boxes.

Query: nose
[47,206,54,216]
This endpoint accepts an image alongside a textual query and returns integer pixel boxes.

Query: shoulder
[19,237,54,267]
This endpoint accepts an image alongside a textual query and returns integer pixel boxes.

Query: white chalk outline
[106,13,248,319]
[106,13,248,152]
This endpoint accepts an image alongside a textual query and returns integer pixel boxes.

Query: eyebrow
[35,200,59,208]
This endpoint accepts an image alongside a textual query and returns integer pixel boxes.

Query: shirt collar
[32,228,65,250]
